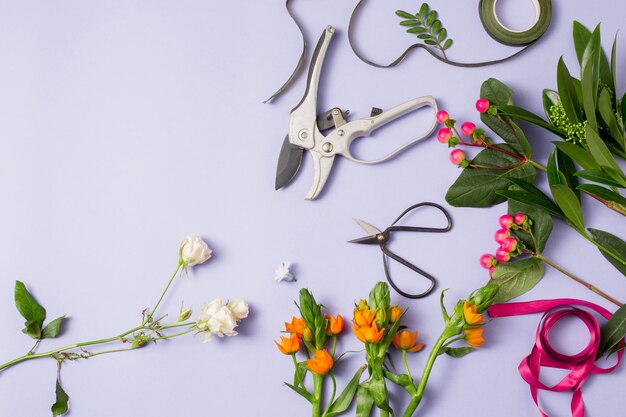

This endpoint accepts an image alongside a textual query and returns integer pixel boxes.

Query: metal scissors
[349,202,453,299]
[275,26,438,200]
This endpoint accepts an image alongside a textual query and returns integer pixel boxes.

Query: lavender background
[0,0,625,416]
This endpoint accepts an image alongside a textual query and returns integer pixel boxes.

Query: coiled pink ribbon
[489,299,624,417]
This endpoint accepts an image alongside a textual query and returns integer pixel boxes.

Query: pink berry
[514,213,528,225]
[461,122,476,137]
[496,249,511,263]
[501,237,518,253]
[494,228,510,244]
[476,98,490,113]
[449,149,465,165]
[499,214,514,229]
[436,110,449,124]
[480,254,494,269]
[489,266,496,277]
[437,128,452,144]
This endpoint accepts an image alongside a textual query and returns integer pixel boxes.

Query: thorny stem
[534,253,623,307]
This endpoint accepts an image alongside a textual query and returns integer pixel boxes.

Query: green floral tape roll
[479,0,552,46]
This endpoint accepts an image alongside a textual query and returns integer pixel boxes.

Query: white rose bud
[179,234,212,267]
[227,299,249,321]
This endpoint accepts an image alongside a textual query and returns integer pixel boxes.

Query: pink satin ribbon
[489,299,624,417]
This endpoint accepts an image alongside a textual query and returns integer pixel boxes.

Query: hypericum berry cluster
[479,213,531,276]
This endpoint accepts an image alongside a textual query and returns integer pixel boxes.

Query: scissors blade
[304,152,335,200]
[275,135,304,190]
[348,219,382,244]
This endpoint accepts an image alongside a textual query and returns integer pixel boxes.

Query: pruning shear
[349,202,453,299]
[274,26,438,200]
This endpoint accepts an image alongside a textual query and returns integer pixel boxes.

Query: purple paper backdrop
[0,1,625,416]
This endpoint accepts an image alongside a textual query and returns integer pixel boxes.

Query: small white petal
[274,262,296,283]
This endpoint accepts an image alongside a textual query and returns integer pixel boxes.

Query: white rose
[227,299,249,321]
[179,234,212,267]
[196,298,238,342]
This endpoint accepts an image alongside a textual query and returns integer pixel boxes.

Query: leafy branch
[396,3,453,60]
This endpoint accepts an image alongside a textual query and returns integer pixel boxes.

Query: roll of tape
[479,0,552,46]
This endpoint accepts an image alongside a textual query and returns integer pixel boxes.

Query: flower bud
[437,128,452,144]
[368,281,390,311]
[436,110,449,124]
[179,234,212,267]
[131,338,147,349]
[499,214,514,229]
[303,327,313,342]
[178,307,193,322]
[514,213,528,226]
[460,122,476,137]
[375,307,387,326]
[496,248,511,263]
[390,306,402,323]
[469,283,499,313]
[450,149,466,165]
[479,254,495,269]
[475,98,490,113]
[501,237,518,253]
[357,299,369,311]
[494,228,510,244]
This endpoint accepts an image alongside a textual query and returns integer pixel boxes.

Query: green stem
[312,374,323,417]
[145,261,183,324]
[528,159,548,172]
[403,332,448,417]
[402,350,414,385]
[536,254,623,307]
[321,372,337,417]
[331,336,337,358]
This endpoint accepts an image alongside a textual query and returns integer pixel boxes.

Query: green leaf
[383,370,413,387]
[481,78,513,106]
[293,361,307,387]
[356,385,375,417]
[326,366,366,417]
[599,304,626,356]
[588,229,626,276]
[426,10,437,26]
[400,19,421,26]
[418,3,429,20]
[442,346,473,358]
[621,92,626,124]
[437,28,447,43]
[424,39,438,46]
[445,146,536,207]
[575,169,626,188]
[598,87,625,148]
[551,184,585,231]
[553,142,599,171]
[611,35,617,97]
[395,10,416,20]
[586,126,622,173]
[431,20,441,34]
[578,184,626,215]
[548,148,580,198]
[51,379,70,416]
[42,316,66,339]
[502,178,564,218]
[407,27,427,34]
[581,28,601,129]
[543,89,561,123]
[417,33,432,40]
[547,149,568,187]
[508,195,553,253]
[557,56,582,123]
[488,258,545,304]
[14,281,46,339]
[499,104,567,140]
[572,21,592,65]
[443,38,453,50]
[285,382,314,403]
[367,377,392,412]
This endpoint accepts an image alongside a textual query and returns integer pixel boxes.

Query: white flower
[274,261,296,283]
[227,299,249,321]
[179,234,212,267]
[196,299,238,343]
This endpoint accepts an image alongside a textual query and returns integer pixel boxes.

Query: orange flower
[274,334,301,355]
[463,302,485,325]
[352,321,385,344]
[285,317,306,336]
[464,327,485,348]
[306,349,334,375]
[390,306,402,323]
[392,330,425,353]
[353,308,376,327]
[326,314,344,336]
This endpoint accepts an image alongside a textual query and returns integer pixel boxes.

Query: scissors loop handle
[379,202,453,299]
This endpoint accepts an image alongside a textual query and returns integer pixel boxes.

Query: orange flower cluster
[352,307,384,344]
[462,302,486,348]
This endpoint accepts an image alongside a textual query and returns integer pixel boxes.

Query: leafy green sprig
[396,3,453,59]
